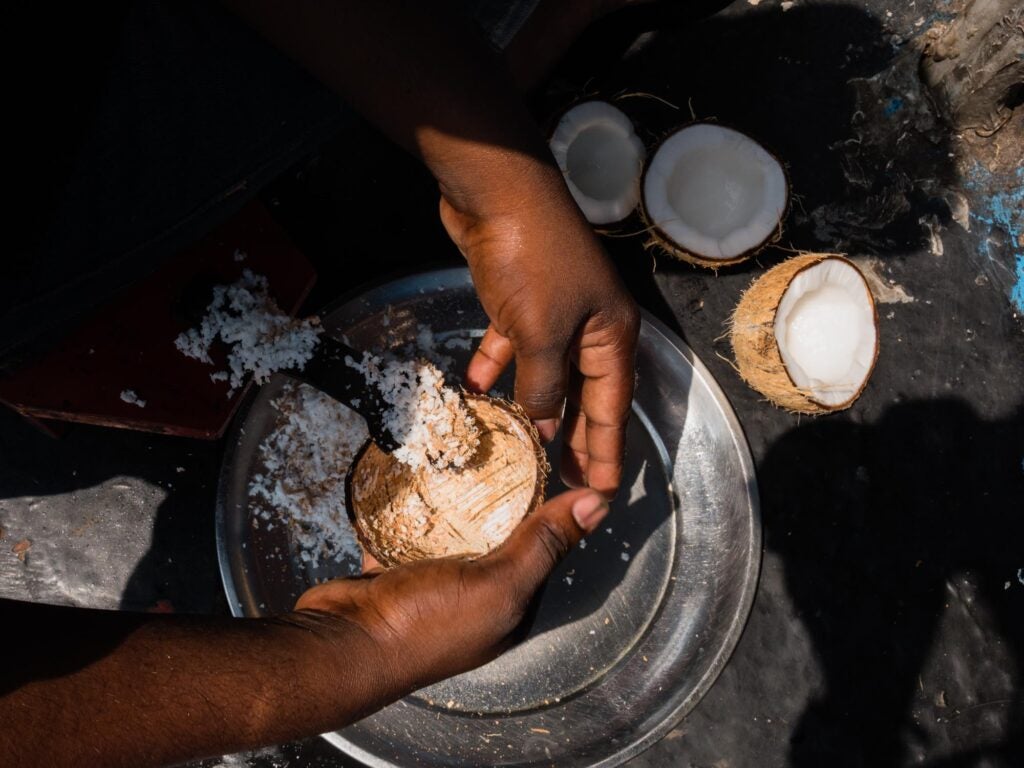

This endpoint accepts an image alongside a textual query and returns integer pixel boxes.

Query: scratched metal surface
[217,267,761,767]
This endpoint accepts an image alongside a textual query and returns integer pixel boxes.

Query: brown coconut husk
[639,122,790,270]
[729,252,879,414]
[347,394,549,567]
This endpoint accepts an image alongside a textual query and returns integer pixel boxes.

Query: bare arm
[225,0,640,496]
[222,0,552,214]
[0,490,609,767]
[0,601,393,766]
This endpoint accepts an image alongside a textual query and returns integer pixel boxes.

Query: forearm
[0,600,394,768]
[224,0,567,219]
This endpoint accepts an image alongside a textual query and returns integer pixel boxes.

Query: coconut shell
[729,252,879,414]
[347,394,549,567]
[548,99,646,227]
[639,122,790,270]
[640,212,783,270]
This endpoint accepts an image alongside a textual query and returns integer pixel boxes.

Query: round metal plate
[216,267,760,768]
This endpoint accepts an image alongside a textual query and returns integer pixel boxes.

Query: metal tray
[216,267,760,767]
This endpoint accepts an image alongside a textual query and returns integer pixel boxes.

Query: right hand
[294,489,609,693]
[440,180,640,499]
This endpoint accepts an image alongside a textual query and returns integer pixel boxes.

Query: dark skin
[0,1,638,764]
[1,490,609,767]
[225,0,640,495]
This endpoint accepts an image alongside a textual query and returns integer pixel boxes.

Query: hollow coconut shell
[730,252,879,414]
[347,394,549,567]
[548,99,647,226]
[639,122,790,270]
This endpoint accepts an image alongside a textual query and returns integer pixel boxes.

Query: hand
[294,489,609,693]
[440,177,640,498]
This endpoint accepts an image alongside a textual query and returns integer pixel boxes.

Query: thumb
[483,489,609,599]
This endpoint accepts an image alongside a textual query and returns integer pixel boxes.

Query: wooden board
[0,202,316,439]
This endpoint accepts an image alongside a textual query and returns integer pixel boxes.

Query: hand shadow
[760,400,1023,767]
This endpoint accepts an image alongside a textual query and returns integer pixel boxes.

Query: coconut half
[731,253,878,413]
[642,123,789,268]
[549,100,646,225]
[348,394,548,567]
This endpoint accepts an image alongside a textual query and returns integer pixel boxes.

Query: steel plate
[216,267,760,768]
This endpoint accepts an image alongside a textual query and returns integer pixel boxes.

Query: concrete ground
[1,0,1021,766]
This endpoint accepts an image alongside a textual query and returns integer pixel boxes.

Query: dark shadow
[760,400,1023,766]
[1,0,1016,765]
[2,1,347,366]
[0,400,228,699]
[0,404,227,617]
[0,598,147,696]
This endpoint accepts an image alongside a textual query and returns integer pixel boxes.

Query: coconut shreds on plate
[174,270,322,392]
[248,351,478,569]
[249,383,367,570]
[344,352,481,472]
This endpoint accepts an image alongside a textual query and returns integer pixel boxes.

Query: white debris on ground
[850,256,916,304]
[344,352,480,472]
[232,248,247,262]
[248,383,367,570]
[119,389,146,408]
[174,270,321,392]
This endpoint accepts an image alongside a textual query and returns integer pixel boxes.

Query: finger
[576,312,639,498]
[484,489,609,599]
[514,347,569,443]
[466,325,514,393]
[579,367,634,498]
[559,371,587,488]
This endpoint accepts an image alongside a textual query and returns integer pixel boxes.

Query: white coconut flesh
[773,259,877,407]
[644,124,787,260]
[550,101,646,224]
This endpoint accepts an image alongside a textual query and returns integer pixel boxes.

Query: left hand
[439,173,640,498]
[295,489,610,693]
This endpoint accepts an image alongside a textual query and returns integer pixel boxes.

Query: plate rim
[215,266,762,768]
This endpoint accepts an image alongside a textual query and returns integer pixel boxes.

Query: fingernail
[572,492,609,532]
[535,418,560,443]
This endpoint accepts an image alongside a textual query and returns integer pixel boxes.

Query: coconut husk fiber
[730,252,878,414]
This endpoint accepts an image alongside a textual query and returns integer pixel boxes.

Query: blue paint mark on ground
[964,165,1024,313]
[1014,258,1024,314]
[883,97,904,117]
